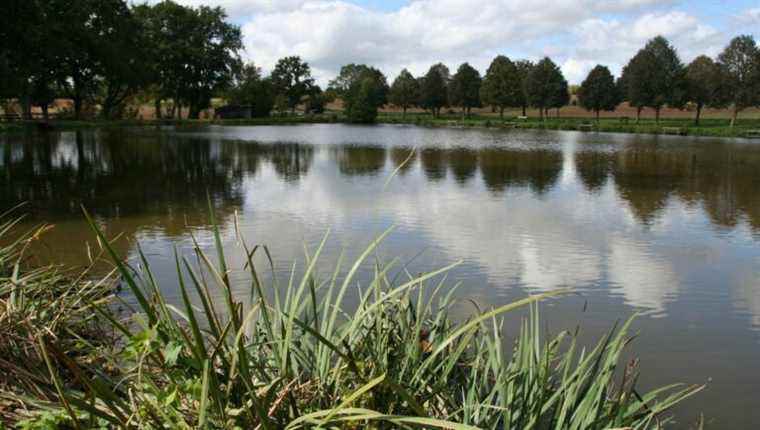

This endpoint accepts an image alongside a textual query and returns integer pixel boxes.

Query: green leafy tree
[328,64,388,103]
[271,56,315,114]
[480,55,522,118]
[388,69,420,118]
[136,1,242,119]
[551,77,570,117]
[514,60,534,116]
[717,35,760,127]
[226,63,275,117]
[343,68,388,123]
[449,63,482,118]
[526,57,565,120]
[345,77,381,123]
[578,65,619,121]
[621,36,686,123]
[419,63,449,117]
[685,55,724,125]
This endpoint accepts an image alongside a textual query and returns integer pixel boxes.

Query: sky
[157,0,760,85]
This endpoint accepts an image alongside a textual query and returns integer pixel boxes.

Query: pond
[2,124,760,428]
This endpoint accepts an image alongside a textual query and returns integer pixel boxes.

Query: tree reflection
[604,142,760,230]
[334,145,387,176]
[478,148,562,195]
[574,151,612,193]
[420,148,447,182]
[389,147,416,176]
[448,148,478,185]
[269,143,313,182]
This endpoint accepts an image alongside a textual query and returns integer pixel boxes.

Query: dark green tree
[514,60,534,116]
[345,77,381,123]
[343,67,388,122]
[578,65,619,121]
[480,55,522,118]
[419,63,449,117]
[271,56,315,114]
[226,63,275,117]
[136,1,242,119]
[526,57,565,120]
[449,62,482,118]
[685,56,723,125]
[622,36,686,123]
[389,69,420,118]
[717,35,760,127]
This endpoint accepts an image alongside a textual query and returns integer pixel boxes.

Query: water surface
[2,124,760,428]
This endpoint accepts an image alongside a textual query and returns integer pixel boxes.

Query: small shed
[215,105,253,119]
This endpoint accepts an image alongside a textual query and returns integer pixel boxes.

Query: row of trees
[579,35,760,125]
[2,0,759,125]
[1,0,243,120]
[334,34,760,126]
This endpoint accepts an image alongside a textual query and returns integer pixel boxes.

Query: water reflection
[2,125,760,428]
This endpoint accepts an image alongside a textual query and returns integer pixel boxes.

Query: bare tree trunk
[42,104,49,121]
[730,106,739,128]
[539,106,544,121]
[499,107,504,119]
[694,103,702,126]
[596,110,600,122]
[522,105,526,116]
[636,106,642,124]
[655,107,661,123]
[402,106,406,119]
[155,98,162,120]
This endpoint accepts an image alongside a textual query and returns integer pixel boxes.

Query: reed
[2,204,703,428]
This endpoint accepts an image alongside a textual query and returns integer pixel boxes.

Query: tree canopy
[226,63,275,117]
[685,56,724,125]
[526,57,567,119]
[270,56,315,114]
[621,36,686,122]
[389,69,420,118]
[480,55,522,118]
[578,65,619,120]
[419,63,450,117]
[449,63,482,117]
[717,35,760,126]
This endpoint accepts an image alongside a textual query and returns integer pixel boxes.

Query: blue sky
[163,0,760,84]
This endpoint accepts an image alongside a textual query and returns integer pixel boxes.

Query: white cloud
[164,0,739,85]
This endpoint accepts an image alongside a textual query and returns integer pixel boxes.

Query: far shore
[3,111,760,139]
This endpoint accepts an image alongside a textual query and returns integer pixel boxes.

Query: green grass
[3,109,759,139]
[377,112,760,138]
[0,200,705,429]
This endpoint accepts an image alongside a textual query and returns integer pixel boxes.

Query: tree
[136,1,242,119]
[685,56,723,125]
[526,57,565,120]
[621,36,686,123]
[551,77,570,117]
[480,55,522,118]
[328,64,389,104]
[449,63,482,118]
[419,63,449,117]
[514,60,534,116]
[717,35,760,127]
[388,69,420,118]
[343,68,388,123]
[345,77,381,123]
[271,56,315,114]
[226,63,275,117]
[578,65,619,121]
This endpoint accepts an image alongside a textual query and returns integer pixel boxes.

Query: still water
[2,124,760,428]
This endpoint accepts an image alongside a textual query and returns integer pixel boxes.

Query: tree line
[2,0,759,126]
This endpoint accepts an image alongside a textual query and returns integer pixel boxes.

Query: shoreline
[2,113,760,139]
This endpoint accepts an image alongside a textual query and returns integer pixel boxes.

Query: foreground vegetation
[0,205,705,429]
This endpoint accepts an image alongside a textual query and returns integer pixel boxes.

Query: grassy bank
[0,205,704,429]
[3,110,760,139]
[377,112,760,138]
